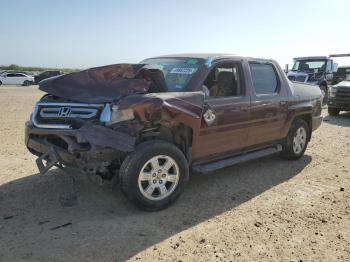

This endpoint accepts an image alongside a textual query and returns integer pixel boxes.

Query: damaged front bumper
[25,121,136,174]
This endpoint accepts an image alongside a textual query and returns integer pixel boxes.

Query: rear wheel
[281,119,309,160]
[0,81,2,86]
[328,107,340,116]
[120,140,189,211]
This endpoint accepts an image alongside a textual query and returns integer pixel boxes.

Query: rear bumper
[312,116,323,131]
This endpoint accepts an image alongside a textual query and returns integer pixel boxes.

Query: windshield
[292,60,327,72]
[140,57,203,91]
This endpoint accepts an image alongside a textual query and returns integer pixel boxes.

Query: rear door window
[249,63,279,94]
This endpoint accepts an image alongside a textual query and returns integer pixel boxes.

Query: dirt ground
[0,85,349,262]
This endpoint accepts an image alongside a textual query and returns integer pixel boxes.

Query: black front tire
[328,107,340,116]
[280,119,310,160]
[23,80,31,86]
[119,140,189,211]
[0,81,2,86]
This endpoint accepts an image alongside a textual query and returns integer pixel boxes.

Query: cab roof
[148,53,276,63]
[293,56,328,60]
[148,53,248,61]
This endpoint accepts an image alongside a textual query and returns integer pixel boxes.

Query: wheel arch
[285,100,314,140]
[127,95,203,162]
[291,113,312,142]
[139,115,194,162]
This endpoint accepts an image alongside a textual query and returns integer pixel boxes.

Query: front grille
[288,75,307,82]
[335,87,350,102]
[40,107,98,119]
[32,102,104,129]
[295,76,307,82]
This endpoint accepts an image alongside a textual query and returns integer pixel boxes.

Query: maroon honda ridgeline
[25,54,323,210]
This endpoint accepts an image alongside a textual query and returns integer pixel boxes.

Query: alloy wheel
[293,127,307,154]
[138,155,180,201]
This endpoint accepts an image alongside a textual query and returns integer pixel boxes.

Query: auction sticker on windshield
[170,68,197,74]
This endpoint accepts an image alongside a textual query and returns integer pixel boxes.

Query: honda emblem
[59,107,71,117]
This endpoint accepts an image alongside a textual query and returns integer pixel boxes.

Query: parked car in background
[34,70,63,84]
[25,54,323,210]
[0,72,34,86]
[1,70,35,76]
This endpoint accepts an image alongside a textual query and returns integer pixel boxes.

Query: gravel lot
[0,85,349,262]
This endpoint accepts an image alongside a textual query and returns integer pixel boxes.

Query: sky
[1,0,349,69]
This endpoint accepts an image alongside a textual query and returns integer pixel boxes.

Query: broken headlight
[100,104,134,126]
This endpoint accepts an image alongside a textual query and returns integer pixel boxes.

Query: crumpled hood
[39,64,156,104]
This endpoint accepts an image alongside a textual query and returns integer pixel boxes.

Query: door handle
[280,101,287,106]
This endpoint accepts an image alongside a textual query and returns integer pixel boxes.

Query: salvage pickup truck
[25,54,323,210]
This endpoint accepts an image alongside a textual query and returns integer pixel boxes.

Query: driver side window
[203,63,243,98]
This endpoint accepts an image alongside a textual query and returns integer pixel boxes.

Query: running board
[192,144,282,173]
